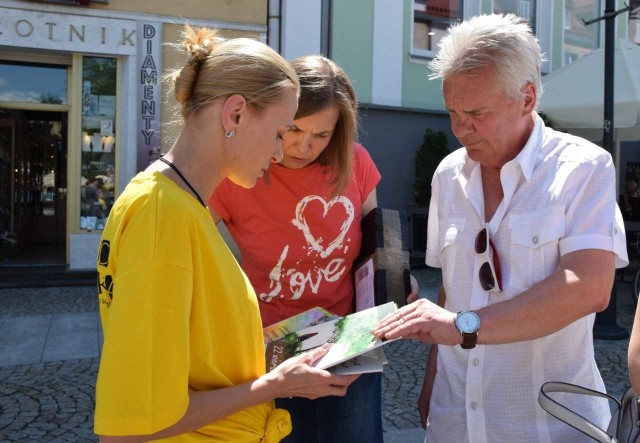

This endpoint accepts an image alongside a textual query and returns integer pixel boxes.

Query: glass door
[0,59,70,265]
[0,119,14,264]
[0,109,68,265]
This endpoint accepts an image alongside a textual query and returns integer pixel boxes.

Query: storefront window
[563,0,601,65]
[0,61,67,104]
[80,57,116,231]
[494,0,537,33]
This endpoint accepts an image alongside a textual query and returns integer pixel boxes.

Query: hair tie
[187,54,203,68]
[186,43,211,70]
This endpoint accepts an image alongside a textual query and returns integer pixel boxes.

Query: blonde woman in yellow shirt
[94,26,358,443]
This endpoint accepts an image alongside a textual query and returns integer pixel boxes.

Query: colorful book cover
[265,302,398,373]
[263,307,338,344]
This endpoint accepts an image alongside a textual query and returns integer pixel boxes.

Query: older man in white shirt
[374,13,628,443]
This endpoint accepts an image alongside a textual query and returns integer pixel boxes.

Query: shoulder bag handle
[538,381,620,443]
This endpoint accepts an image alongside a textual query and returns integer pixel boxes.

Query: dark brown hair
[291,55,357,194]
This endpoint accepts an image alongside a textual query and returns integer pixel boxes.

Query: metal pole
[593,0,630,340]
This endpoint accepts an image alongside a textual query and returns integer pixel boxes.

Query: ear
[522,82,537,114]
[221,94,247,133]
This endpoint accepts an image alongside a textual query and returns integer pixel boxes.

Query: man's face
[443,66,536,169]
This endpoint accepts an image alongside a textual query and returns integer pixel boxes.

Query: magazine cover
[265,302,397,373]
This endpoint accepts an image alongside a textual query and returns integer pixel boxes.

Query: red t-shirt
[210,144,381,326]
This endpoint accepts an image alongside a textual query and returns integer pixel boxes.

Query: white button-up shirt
[425,115,628,443]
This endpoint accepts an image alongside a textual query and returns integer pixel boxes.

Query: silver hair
[428,14,545,102]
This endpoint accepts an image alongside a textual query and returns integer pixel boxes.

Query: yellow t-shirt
[94,172,290,442]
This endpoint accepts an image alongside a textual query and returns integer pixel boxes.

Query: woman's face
[229,88,298,188]
[280,104,340,169]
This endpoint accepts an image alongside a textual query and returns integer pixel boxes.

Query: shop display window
[80,57,116,231]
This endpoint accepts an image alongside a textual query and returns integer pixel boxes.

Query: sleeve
[209,178,235,222]
[94,209,193,435]
[559,151,629,268]
[353,143,381,202]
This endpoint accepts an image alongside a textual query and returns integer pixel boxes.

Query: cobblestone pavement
[0,359,99,442]
[0,286,98,318]
[0,268,635,441]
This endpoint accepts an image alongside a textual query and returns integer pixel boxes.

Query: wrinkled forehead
[443,69,509,103]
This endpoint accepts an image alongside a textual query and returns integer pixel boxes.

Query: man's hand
[372,299,459,345]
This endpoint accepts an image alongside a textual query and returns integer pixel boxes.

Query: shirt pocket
[439,218,466,288]
[509,208,565,290]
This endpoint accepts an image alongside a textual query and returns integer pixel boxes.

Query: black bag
[538,381,640,442]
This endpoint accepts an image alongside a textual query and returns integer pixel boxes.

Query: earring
[225,130,235,138]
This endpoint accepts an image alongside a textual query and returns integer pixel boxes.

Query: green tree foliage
[414,128,450,207]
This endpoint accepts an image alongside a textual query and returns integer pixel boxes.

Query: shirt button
[614,227,618,234]
[532,236,539,244]
[470,402,477,410]
[472,358,480,366]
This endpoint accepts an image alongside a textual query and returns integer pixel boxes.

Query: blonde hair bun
[174,26,221,104]
[183,26,218,65]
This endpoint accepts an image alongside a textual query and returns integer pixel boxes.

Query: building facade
[274,0,639,223]
[0,0,265,269]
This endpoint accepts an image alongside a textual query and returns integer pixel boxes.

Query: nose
[272,141,284,163]
[451,114,474,139]
[272,150,283,163]
[295,132,312,155]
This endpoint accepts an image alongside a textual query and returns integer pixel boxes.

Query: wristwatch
[455,311,480,349]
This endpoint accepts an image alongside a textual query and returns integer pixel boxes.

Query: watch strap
[461,331,478,349]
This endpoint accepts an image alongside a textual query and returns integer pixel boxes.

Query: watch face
[456,311,480,333]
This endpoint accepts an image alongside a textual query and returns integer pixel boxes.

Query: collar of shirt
[464,113,544,233]
[507,113,544,183]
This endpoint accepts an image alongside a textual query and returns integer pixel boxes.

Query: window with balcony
[412,0,463,58]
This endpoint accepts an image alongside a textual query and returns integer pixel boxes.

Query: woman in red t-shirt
[210,55,417,443]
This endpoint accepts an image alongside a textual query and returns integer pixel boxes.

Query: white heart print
[292,195,354,258]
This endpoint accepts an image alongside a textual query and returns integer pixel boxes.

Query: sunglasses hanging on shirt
[475,225,502,292]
